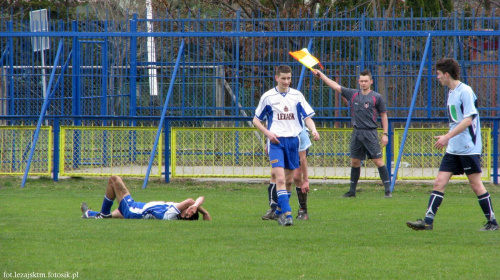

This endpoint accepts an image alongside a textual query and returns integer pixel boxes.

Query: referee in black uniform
[314,69,392,198]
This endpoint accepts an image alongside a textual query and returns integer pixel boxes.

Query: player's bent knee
[275,177,286,186]
[293,178,301,186]
[109,175,121,185]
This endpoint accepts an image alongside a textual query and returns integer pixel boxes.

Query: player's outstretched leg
[81,202,99,219]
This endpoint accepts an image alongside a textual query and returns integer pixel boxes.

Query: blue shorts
[439,153,482,175]
[268,136,300,170]
[298,129,311,152]
[119,195,147,219]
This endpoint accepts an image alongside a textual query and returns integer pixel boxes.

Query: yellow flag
[289,48,324,71]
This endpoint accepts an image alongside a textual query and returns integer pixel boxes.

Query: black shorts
[439,153,482,175]
[349,129,382,160]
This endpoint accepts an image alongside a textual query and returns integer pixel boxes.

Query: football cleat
[384,192,393,198]
[296,209,309,220]
[478,221,499,231]
[272,212,279,221]
[342,191,356,198]
[276,214,286,226]
[261,209,275,220]
[406,219,433,230]
[95,212,112,219]
[284,216,294,226]
[81,202,90,219]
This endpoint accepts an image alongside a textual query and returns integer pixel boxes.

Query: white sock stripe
[431,193,444,199]
[487,199,495,220]
[426,195,438,214]
[428,196,436,209]
[478,195,490,201]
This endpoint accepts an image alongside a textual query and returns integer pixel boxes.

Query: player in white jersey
[253,65,319,226]
[261,126,312,220]
[81,175,211,221]
[407,58,498,231]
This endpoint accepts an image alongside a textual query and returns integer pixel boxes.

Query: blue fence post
[71,21,81,169]
[360,14,365,72]
[21,40,64,187]
[164,119,170,183]
[234,9,241,124]
[59,20,65,114]
[8,20,14,117]
[234,10,241,165]
[493,120,499,184]
[427,36,433,118]
[129,14,138,119]
[142,40,185,189]
[390,34,432,192]
[101,22,108,120]
[53,117,60,182]
[71,21,81,122]
[386,120,393,177]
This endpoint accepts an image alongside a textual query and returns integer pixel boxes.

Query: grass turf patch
[1,177,499,279]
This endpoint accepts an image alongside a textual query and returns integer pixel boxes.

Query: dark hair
[178,211,199,220]
[359,70,372,79]
[435,58,460,80]
[276,65,292,76]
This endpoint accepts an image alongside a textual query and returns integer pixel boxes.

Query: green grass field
[1,177,499,279]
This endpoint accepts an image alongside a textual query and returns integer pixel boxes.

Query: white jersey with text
[254,87,315,137]
[446,82,481,155]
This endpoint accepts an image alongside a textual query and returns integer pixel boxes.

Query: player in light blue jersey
[81,175,211,221]
[407,58,498,231]
[253,65,319,226]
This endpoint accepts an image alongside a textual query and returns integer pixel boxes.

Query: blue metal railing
[0,11,499,185]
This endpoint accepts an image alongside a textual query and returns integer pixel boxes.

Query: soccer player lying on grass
[81,175,211,221]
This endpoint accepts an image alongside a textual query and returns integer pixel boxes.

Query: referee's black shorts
[350,129,382,160]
